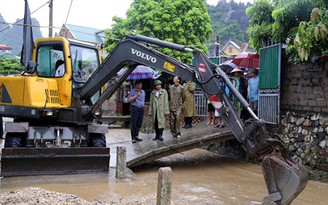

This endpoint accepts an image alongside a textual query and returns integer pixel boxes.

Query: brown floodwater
[0,148,327,205]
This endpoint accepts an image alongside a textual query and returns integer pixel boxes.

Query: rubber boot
[158,129,164,141]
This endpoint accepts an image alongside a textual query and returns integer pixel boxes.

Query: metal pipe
[247,107,259,120]
[126,34,194,53]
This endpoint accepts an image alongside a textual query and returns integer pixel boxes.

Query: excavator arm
[75,34,308,204]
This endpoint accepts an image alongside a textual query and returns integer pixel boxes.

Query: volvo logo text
[131,48,157,63]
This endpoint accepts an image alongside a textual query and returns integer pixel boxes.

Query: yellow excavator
[0,33,308,204]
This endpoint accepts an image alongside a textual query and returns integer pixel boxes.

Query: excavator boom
[0,32,307,204]
[74,34,308,204]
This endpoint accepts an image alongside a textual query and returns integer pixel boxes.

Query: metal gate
[195,93,207,116]
[258,44,281,124]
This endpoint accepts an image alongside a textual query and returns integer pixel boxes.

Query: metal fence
[195,93,208,116]
[258,93,280,124]
[259,44,281,125]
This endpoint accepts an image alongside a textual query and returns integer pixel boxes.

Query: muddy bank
[0,187,107,205]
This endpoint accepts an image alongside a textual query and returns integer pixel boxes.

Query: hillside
[207,0,252,56]
[0,14,42,56]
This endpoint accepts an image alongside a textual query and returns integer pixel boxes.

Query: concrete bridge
[108,122,235,167]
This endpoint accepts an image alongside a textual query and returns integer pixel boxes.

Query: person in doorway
[248,68,259,115]
[169,76,185,138]
[182,80,196,129]
[127,80,145,143]
[149,80,170,141]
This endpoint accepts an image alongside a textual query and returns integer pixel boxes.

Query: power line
[0,20,120,42]
[0,0,49,33]
[65,0,74,25]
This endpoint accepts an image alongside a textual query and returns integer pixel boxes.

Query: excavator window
[36,43,65,77]
[70,44,99,89]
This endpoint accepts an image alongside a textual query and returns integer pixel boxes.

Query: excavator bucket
[242,120,308,204]
[260,146,308,205]
[1,147,110,177]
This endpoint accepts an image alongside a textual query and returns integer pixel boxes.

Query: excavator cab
[0,38,109,176]
[31,37,101,107]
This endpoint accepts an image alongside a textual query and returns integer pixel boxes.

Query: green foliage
[246,0,274,52]
[104,0,213,63]
[246,0,328,62]
[288,8,328,62]
[0,58,23,74]
[271,0,320,42]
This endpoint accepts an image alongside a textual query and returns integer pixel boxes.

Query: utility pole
[49,0,53,37]
[215,35,220,64]
[215,35,220,57]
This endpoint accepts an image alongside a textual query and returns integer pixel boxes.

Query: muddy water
[0,149,327,205]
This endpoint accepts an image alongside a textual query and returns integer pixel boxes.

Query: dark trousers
[155,112,164,138]
[130,106,144,139]
[184,117,192,126]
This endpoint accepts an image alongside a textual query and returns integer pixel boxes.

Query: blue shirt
[128,88,145,107]
[248,75,259,102]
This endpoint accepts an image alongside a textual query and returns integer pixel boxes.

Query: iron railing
[195,93,208,116]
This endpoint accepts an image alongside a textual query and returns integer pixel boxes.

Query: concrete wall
[275,59,328,173]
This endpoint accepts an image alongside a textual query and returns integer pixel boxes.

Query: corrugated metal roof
[64,24,104,44]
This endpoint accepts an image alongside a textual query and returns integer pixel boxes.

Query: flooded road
[1,148,327,205]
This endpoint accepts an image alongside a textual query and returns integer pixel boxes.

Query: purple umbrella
[117,65,161,80]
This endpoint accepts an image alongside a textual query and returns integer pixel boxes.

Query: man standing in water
[128,80,145,143]
[169,76,185,138]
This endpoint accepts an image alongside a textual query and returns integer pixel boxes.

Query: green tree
[0,58,23,74]
[288,8,328,61]
[246,0,328,62]
[246,0,274,52]
[271,0,321,42]
[104,0,213,63]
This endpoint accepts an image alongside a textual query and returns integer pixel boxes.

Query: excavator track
[1,147,110,177]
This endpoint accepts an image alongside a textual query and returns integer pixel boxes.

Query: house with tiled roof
[221,40,242,56]
[58,24,106,56]
[58,24,105,45]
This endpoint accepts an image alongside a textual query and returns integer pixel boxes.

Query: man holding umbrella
[128,80,145,143]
